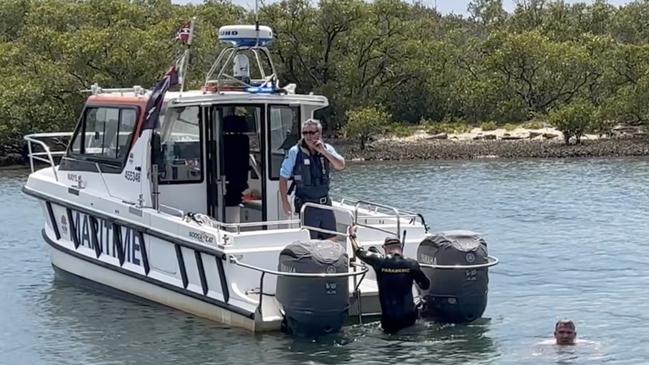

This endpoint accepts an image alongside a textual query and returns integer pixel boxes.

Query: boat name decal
[189,231,214,244]
[124,170,141,182]
[71,212,142,266]
[67,173,81,182]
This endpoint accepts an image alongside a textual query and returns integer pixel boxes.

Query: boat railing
[299,202,356,238]
[24,132,73,182]
[204,45,277,91]
[338,196,428,231]
[299,201,423,243]
[220,219,301,233]
[228,255,369,317]
[419,255,500,270]
[182,211,302,235]
[352,200,403,240]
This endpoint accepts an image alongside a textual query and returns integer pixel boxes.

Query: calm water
[2,158,649,364]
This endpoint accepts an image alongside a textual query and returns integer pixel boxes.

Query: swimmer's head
[554,320,577,345]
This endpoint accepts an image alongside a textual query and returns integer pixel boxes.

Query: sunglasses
[302,130,319,135]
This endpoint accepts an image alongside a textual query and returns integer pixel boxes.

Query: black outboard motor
[275,240,349,336]
[417,231,489,323]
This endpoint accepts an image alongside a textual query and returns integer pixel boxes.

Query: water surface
[2,158,648,364]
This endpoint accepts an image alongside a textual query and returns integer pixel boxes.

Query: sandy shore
[5,127,648,167]
[337,127,649,161]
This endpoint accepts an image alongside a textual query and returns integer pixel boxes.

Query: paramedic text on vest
[348,225,430,334]
[279,119,345,239]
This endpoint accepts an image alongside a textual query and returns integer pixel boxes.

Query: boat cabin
[156,92,328,224]
[61,25,329,226]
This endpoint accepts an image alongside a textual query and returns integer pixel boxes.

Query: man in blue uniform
[279,119,345,239]
[348,225,430,333]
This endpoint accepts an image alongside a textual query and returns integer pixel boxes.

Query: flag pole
[179,17,196,98]
[255,0,259,46]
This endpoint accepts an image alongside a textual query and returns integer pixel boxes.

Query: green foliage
[2,0,649,156]
[483,30,601,116]
[480,121,498,131]
[523,120,544,129]
[344,105,391,150]
[549,100,597,144]
[588,117,616,137]
[388,123,415,138]
[503,123,518,131]
[424,120,471,135]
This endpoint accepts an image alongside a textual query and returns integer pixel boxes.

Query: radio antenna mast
[255,0,260,46]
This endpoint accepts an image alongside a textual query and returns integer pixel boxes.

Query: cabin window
[313,106,331,132]
[68,106,138,164]
[159,106,202,183]
[268,105,300,180]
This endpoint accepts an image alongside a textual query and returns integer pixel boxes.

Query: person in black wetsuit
[348,225,430,333]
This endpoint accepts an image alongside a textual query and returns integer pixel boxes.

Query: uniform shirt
[356,248,430,328]
[279,143,343,179]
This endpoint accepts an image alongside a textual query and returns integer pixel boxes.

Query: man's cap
[383,237,402,247]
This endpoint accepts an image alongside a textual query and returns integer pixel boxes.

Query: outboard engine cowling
[276,240,349,336]
[417,231,489,323]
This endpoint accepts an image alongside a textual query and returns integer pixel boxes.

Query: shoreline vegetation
[5,1,649,166]
[337,125,649,161]
[10,125,649,168]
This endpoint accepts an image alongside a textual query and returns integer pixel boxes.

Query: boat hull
[42,229,260,331]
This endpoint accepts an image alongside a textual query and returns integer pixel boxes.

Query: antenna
[255,0,260,46]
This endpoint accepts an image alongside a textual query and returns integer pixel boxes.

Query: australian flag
[141,66,179,132]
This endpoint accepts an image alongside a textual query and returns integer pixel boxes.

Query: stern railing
[228,255,369,319]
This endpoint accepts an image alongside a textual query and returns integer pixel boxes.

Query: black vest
[292,140,330,200]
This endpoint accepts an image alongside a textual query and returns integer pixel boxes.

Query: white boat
[23,24,497,334]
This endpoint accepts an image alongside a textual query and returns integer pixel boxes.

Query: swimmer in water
[537,320,597,346]
[554,319,577,345]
